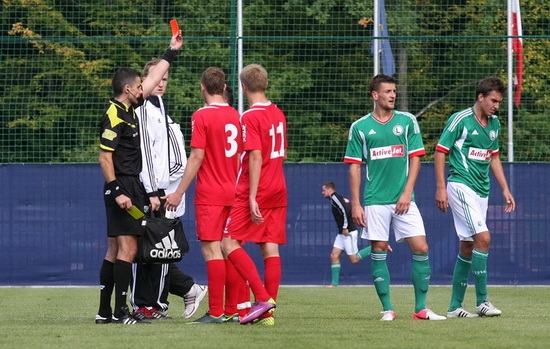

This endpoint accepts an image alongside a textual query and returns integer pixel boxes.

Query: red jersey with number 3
[190,103,242,205]
[235,102,287,208]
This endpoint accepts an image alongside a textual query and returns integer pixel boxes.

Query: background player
[321,181,374,287]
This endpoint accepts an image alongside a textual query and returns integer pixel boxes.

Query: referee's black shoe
[112,306,151,324]
[94,314,112,324]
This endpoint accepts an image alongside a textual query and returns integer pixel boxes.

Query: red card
[170,19,180,36]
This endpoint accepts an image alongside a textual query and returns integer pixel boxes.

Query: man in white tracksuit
[131,59,207,320]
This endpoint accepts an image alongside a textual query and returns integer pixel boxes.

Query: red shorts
[224,205,287,244]
[195,204,231,242]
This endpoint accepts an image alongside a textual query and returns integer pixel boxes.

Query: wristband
[161,47,177,65]
[105,179,126,198]
[147,191,159,198]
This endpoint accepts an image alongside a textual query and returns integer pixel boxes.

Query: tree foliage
[0,0,548,163]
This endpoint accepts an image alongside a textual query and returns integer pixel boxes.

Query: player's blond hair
[240,64,268,93]
[142,58,162,78]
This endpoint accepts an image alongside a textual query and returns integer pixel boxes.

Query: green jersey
[344,111,425,205]
[435,107,500,197]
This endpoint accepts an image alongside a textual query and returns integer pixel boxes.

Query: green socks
[331,245,372,287]
[472,249,489,306]
[411,253,431,313]
[449,254,471,311]
[449,251,489,310]
[370,252,433,313]
[371,252,393,311]
[356,246,372,260]
[330,263,341,286]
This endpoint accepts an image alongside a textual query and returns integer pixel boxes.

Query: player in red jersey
[164,67,242,323]
[222,64,288,325]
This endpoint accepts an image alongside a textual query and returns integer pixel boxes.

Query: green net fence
[1,0,548,164]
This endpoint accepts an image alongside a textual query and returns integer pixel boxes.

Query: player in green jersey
[434,76,516,318]
[344,74,446,321]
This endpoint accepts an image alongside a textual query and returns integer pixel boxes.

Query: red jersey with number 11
[235,102,287,208]
[190,103,242,206]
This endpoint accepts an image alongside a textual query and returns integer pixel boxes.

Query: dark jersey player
[95,30,183,325]
[321,181,373,287]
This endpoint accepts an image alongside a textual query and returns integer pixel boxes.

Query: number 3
[225,124,239,157]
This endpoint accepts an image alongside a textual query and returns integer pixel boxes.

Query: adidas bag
[140,216,189,264]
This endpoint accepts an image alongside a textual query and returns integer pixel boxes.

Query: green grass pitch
[1,286,549,349]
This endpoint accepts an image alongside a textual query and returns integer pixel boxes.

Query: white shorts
[447,181,489,241]
[364,202,425,243]
[333,230,359,255]
[360,227,368,239]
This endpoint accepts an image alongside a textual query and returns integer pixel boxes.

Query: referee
[95,31,183,325]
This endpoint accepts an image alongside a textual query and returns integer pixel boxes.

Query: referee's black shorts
[103,175,148,237]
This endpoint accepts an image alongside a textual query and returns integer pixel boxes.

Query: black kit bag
[139,212,189,264]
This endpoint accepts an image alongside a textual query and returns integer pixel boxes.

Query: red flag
[511,0,523,107]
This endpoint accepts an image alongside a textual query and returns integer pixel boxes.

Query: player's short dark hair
[112,68,140,96]
[224,85,234,107]
[323,181,336,190]
[476,76,506,99]
[369,74,396,94]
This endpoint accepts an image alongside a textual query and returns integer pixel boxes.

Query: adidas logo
[155,229,179,249]
[369,129,377,135]
[472,130,479,135]
[373,277,385,283]
[150,229,181,260]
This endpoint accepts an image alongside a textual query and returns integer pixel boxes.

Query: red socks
[224,259,241,316]
[227,248,271,302]
[264,256,281,301]
[206,259,225,317]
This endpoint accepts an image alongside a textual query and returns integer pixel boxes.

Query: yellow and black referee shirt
[99,98,143,176]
